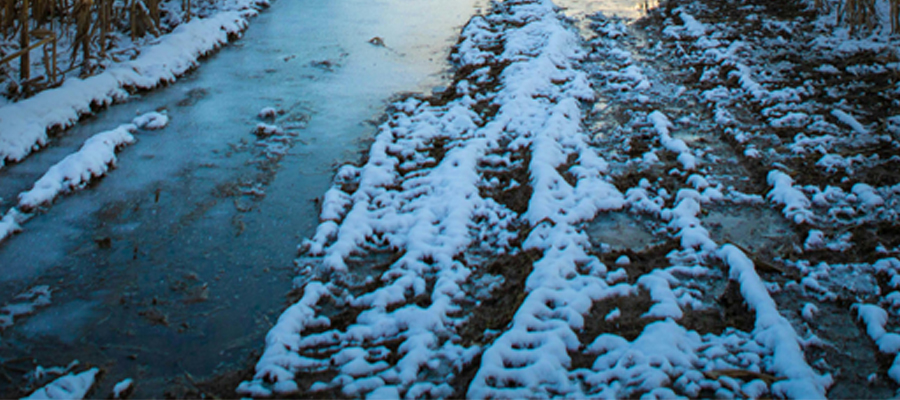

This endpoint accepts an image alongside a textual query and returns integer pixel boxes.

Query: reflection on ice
[556,0,658,20]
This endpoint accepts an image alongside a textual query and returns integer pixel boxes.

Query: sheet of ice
[22,367,99,400]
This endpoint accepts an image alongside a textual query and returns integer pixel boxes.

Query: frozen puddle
[586,212,660,251]
[0,0,485,397]
[702,205,797,257]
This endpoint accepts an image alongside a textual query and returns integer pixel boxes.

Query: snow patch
[22,368,99,400]
[18,123,137,211]
[0,285,52,330]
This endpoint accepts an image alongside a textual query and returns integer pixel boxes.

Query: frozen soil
[240,0,900,397]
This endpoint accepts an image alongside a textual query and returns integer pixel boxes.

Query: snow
[605,308,621,321]
[0,112,168,244]
[718,245,831,398]
[243,0,630,396]
[830,109,869,135]
[132,111,170,130]
[855,304,900,383]
[801,303,818,321]
[648,111,696,170]
[17,124,137,211]
[0,208,24,242]
[0,0,267,168]
[0,285,52,330]
[1,0,893,395]
[22,368,99,400]
[258,107,279,119]
[766,170,813,224]
[112,379,134,399]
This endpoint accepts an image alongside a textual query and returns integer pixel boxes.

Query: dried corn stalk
[838,0,877,34]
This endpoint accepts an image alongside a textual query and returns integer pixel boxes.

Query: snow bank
[22,368,99,400]
[718,245,831,398]
[0,0,267,168]
[0,112,162,245]
[18,124,137,211]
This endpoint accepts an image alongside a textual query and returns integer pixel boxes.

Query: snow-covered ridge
[22,367,99,400]
[17,124,137,211]
[0,0,269,169]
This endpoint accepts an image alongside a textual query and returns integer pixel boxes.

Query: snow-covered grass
[0,0,269,169]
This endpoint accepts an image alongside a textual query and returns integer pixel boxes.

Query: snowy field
[2,0,899,396]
